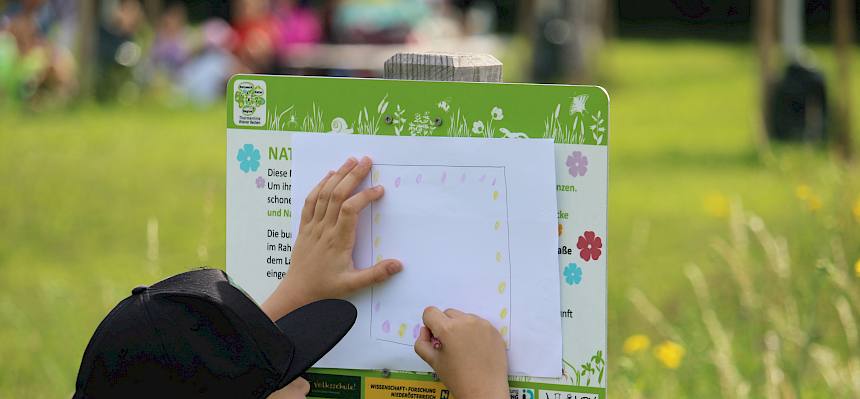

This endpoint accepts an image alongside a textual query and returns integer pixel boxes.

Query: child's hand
[414,307,509,399]
[262,156,403,321]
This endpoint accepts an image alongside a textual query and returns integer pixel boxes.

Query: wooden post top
[383,53,502,82]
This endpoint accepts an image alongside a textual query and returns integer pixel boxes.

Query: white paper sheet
[291,134,561,377]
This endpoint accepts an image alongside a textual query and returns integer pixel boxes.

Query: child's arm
[261,156,403,321]
[414,307,509,399]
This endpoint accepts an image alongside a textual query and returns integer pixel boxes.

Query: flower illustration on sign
[255,176,265,189]
[563,263,582,285]
[570,95,588,115]
[590,111,606,145]
[472,120,485,135]
[576,230,602,261]
[566,151,588,177]
[438,100,450,112]
[237,144,261,173]
[491,106,504,120]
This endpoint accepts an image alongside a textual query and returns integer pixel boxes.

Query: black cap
[73,269,356,398]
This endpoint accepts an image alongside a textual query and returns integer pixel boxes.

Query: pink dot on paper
[413,324,421,338]
[480,174,486,182]
[460,173,466,183]
[492,177,497,186]
[416,173,423,184]
[382,320,390,333]
[394,177,401,188]
[441,171,447,183]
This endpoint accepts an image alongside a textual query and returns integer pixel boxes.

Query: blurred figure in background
[273,0,322,59]
[96,0,145,102]
[150,2,190,79]
[176,18,240,105]
[330,0,430,44]
[231,0,279,74]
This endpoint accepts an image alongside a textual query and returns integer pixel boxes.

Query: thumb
[414,326,438,366]
[349,259,403,290]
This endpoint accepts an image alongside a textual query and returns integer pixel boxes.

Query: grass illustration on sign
[257,91,606,145]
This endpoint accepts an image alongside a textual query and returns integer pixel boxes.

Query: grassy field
[2,40,860,397]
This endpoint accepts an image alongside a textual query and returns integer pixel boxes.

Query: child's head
[73,269,356,398]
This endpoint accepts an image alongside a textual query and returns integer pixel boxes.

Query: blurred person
[96,0,145,102]
[331,0,430,44]
[150,2,190,78]
[231,0,279,74]
[272,0,321,59]
[176,18,240,104]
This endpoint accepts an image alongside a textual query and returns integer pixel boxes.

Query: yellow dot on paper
[398,323,407,337]
[497,282,506,294]
[373,213,381,224]
[494,221,501,230]
[371,170,380,183]
[499,326,508,337]
[375,254,383,263]
[500,308,508,319]
[374,237,381,248]
[496,251,502,262]
[492,190,499,200]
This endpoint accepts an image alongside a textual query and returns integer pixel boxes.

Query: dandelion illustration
[438,100,450,112]
[576,231,602,261]
[491,106,504,120]
[590,110,606,144]
[654,340,685,369]
[255,176,265,189]
[472,120,485,135]
[623,334,651,354]
[570,95,588,115]
[236,144,261,173]
[563,263,582,285]
[566,151,588,177]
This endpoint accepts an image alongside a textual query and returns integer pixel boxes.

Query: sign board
[226,75,608,398]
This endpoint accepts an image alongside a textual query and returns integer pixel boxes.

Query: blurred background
[1,0,860,397]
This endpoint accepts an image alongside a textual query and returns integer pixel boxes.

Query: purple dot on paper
[441,171,447,183]
[374,301,381,312]
[460,173,466,183]
[416,173,423,184]
[382,320,390,333]
[492,177,497,186]
[480,174,486,182]
[413,324,421,338]
[394,177,401,188]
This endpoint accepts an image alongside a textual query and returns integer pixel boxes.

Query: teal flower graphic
[237,144,261,173]
[563,263,582,285]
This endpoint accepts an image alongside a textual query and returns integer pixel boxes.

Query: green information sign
[226,75,608,399]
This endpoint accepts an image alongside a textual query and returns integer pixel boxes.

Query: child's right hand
[414,307,509,399]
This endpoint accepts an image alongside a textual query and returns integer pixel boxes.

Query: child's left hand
[262,156,402,321]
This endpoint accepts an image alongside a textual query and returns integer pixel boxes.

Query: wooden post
[383,53,502,82]
[755,0,776,150]
[833,0,854,160]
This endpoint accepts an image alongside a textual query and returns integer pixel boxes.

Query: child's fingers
[300,171,333,226]
[347,258,402,291]
[313,157,358,223]
[443,308,467,319]
[334,185,384,243]
[413,326,438,366]
[422,306,450,336]
[324,156,372,226]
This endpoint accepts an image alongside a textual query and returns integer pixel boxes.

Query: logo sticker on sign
[233,79,266,126]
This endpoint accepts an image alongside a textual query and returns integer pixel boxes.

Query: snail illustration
[330,117,353,134]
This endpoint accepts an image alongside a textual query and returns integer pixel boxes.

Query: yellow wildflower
[703,193,729,219]
[806,195,822,212]
[855,259,860,278]
[795,184,811,200]
[622,334,651,354]
[852,198,860,222]
[654,340,685,369]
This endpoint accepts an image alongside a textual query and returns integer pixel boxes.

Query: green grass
[2,40,860,397]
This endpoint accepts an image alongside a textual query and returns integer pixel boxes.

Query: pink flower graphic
[566,151,588,178]
[255,176,265,188]
[576,230,602,261]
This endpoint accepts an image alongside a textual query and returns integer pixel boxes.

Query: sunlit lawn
[1,40,859,397]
